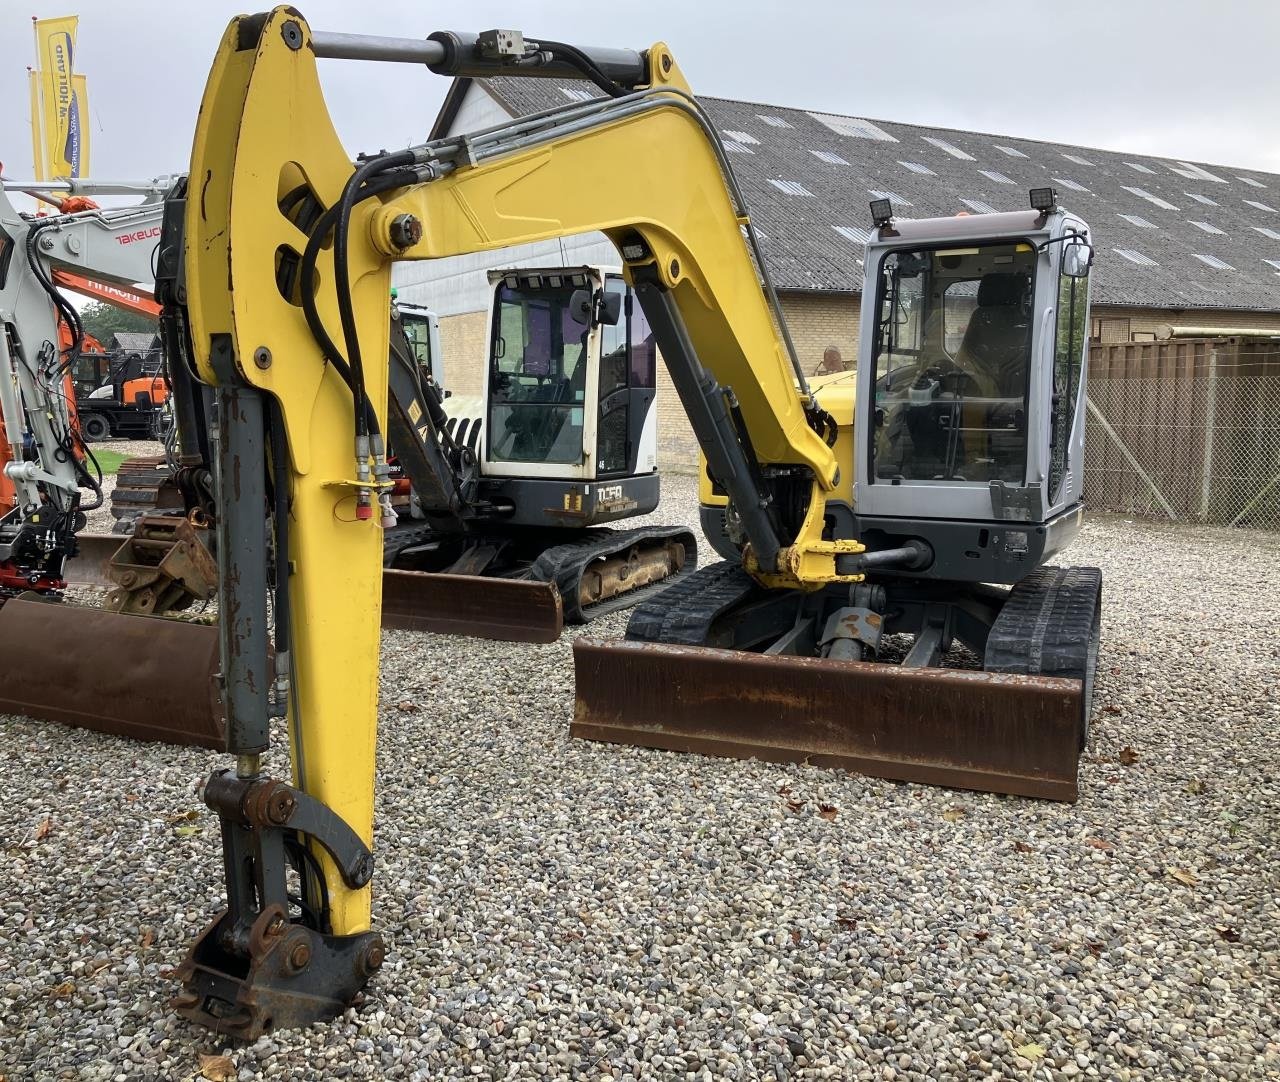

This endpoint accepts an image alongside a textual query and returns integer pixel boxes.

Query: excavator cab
[854,208,1094,577]
[478,267,659,526]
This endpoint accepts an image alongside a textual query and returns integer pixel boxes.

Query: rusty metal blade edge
[0,599,225,749]
[571,638,1082,802]
[381,569,563,644]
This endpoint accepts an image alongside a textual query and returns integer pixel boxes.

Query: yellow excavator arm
[174,6,863,1037]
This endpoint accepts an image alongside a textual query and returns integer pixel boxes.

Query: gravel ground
[2,473,1277,1080]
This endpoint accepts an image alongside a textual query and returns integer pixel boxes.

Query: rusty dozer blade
[572,639,1084,801]
[62,532,123,589]
[381,569,563,643]
[0,598,224,749]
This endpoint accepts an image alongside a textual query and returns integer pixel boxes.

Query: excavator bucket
[0,598,224,748]
[62,532,122,588]
[572,639,1084,801]
[381,569,563,643]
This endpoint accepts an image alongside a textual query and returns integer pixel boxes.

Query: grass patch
[88,449,128,476]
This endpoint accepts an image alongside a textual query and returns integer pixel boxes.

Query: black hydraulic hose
[267,398,291,659]
[332,151,416,437]
[530,39,630,98]
[297,168,414,436]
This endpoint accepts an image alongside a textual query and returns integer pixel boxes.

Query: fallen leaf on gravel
[174,824,200,838]
[1185,779,1206,794]
[1119,746,1139,765]
[1085,837,1114,851]
[790,928,802,944]
[786,800,804,813]
[837,916,857,930]
[1167,867,1199,886]
[973,930,989,942]
[166,809,200,824]
[817,804,838,821]
[48,980,75,998]
[942,806,967,822]
[1215,925,1240,942]
[1015,1043,1046,1061]
[1087,942,1104,956]
[139,926,155,949]
[395,700,419,713]
[1102,704,1122,715]
[34,817,53,841]
[1013,841,1034,853]
[199,1054,235,1082]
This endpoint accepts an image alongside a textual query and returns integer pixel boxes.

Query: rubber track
[625,560,758,645]
[532,525,699,624]
[984,565,1102,681]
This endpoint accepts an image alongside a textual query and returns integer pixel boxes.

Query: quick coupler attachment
[172,771,383,1039]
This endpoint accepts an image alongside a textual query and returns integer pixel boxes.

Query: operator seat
[955,272,1032,396]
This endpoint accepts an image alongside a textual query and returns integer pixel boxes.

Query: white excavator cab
[480,266,658,484]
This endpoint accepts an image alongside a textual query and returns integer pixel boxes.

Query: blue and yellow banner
[30,15,89,179]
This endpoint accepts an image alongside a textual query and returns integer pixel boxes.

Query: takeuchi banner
[32,15,88,179]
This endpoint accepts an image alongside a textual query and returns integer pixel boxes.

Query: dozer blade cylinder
[0,599,224,748]
[381,569,563,643]
[572,639,1083,801]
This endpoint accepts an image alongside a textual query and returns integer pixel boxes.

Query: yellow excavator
[155,9,1097,1034]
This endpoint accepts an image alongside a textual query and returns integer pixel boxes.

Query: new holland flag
[30,15,90,179]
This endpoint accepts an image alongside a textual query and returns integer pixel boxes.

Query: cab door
[594,277,657,479]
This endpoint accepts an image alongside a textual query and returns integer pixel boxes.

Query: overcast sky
[2,0,1277,188]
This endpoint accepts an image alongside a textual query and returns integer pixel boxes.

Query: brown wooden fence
[1085,338,1280,528]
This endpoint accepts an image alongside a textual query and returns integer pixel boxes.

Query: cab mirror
[1063,240,1093,278]
[569,288,593,326]
[599,290,623,326]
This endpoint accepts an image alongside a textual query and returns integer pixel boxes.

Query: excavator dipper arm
[174,7,860,1035]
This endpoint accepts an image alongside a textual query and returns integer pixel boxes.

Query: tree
[77,300,157,343]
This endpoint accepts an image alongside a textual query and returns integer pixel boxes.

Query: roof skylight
[559,86,595,103]
[1188,220,1226,235]
[768,179,814,197]
[1237,176,1266,188]
[757,114,792,128]
[1123,186,1179,210]
[1185,192,1219,206]
[994,145,1028,158]
[833,225,872,245]
[1052,177,1090,192]
[1167,161,1226,183]
[979,170,1014,184]
[806,112,896,141]
[1126,163,1156,174]
[810,149,850,165]
[1112,248,1158,266]
[922,135,975,161]
[1192,253,1234,270]
[960,199,997,214]
[722,142,753,155]
[1062,153,1093,166]
[899,161,935,175]
[869,189,912,207]
[1252,226,1280,241]
[1117,213,1156,228]
[1244,199,1276,213]
[1264,259,1280,272]
[722,130,760,145]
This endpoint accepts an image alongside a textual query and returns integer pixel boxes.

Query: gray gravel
[2,473,1278,1080]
